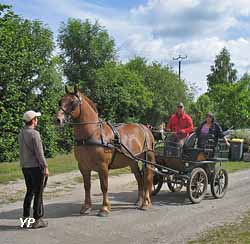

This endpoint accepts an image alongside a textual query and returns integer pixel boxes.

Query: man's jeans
[22,167,44,220]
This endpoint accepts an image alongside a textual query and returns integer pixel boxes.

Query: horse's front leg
[97,164,111,217]
[79,166,92,215]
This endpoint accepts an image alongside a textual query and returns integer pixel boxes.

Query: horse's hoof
[139,204,150,211]
[135,200,143,206]
[80,207,92,215]
[97,210,109,217]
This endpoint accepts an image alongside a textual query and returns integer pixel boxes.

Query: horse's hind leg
[141,151,154,210]
[97,164,111,217]
[130,164,143,207]
[78,165,92,215]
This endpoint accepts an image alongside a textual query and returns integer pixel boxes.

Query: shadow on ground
[0,188,216,224]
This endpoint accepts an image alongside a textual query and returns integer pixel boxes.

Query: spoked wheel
[167,176,184,192]
[151,169,164,196]
[211,168,228,199]
[187,167,208,204]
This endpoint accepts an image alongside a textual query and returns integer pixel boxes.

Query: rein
[64,119,102,126]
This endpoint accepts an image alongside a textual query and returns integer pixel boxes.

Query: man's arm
[182,115,194,135]
[166,115,173,131]
[33,132,49,175]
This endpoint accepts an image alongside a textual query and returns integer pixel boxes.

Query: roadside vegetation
[2,4,250,164]
[189,211,250,244]
[0,153,78,184]
[1,152,250,184]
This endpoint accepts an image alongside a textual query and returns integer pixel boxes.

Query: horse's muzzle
[56,118,65,126]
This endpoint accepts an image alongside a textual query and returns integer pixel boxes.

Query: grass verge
[1,155,250,184]
[221,161,250,172]
[189,211,250,244]
[0,153,78,184]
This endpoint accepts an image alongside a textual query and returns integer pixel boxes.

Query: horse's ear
[65,85,70,94]
[74,84,78,94]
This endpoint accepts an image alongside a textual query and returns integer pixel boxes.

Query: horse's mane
[83,95,98,114]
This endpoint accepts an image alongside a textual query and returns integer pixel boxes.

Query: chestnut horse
[56,85,155,216]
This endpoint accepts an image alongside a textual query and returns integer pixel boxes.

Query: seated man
[166,102,194,147]
[164,102,194,157]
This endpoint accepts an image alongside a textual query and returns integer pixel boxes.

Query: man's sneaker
[31,218,48,229]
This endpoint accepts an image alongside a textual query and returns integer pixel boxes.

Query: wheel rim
[214,170,225,194]
[211,168,228,198]
[190,170,207,201]
[151,172,163,195]
[167,177,183,192]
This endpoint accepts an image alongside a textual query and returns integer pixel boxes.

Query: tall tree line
[0,6,191,162]
[0,5,66,161]
[190,47,250,129]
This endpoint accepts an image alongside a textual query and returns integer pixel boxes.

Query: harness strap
[106,122,122,169]
[75,137,113,148]
[107,122,121,146]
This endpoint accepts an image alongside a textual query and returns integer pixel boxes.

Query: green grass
[0,153,78,184]
[221,161,250,173]
[189,211,250,244]
[1,153,250,185]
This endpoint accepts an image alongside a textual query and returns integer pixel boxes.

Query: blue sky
[2,0,250,96]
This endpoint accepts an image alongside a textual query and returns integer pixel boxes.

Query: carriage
[150,130,229,203]
[57,85,230,216]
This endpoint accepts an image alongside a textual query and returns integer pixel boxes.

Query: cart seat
[183,132,197,149]
[182,133,216,161]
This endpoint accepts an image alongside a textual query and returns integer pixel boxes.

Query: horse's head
[56,84,82,126]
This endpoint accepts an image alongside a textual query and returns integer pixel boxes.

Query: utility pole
[173,55,187,80]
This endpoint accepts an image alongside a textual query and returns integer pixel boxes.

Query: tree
[0,5,63,161]
[214,74,250,129]
[207,47,237,92]
[126,57,191,126]
[189,94,214,126]
[58,18,116,95]
[92,62,153,123]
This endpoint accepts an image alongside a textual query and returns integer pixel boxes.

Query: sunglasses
[177,106,183,108]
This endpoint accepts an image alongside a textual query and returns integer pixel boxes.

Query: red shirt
[166,112,194,137]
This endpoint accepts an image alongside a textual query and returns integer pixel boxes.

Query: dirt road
[1,169,250,244]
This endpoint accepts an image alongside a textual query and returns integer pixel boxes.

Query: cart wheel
[151,170,163,196]
[167,176,184,192]
[211,168,228,199]
[187,167,208,204]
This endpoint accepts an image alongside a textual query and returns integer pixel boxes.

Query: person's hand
[178,129,186,135]
[226,141,230,148]
[44,167,49,176]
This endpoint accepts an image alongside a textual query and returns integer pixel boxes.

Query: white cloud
[9,0,250,97]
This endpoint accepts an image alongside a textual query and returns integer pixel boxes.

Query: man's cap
[177,102,184,108]
[23,110,41,122]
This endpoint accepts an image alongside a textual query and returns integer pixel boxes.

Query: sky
[2,0,250,97]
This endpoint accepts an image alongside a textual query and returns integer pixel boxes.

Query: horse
[56,85,155,217]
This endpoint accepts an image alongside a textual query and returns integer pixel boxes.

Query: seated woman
[196,112,230,152]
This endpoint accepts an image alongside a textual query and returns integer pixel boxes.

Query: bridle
[59,93,102,126]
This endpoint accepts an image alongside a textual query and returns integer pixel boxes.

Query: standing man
[166,102,194,146]
[18,110,49,229]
